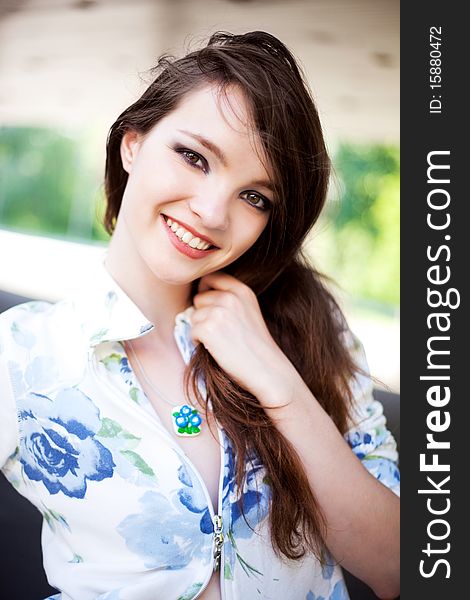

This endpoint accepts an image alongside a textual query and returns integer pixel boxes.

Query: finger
[193,289,238,309]
[190,305,214,325]
[190,305,225,343]
[198,271,254,299]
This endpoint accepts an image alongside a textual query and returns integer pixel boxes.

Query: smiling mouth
[162,215,218,250]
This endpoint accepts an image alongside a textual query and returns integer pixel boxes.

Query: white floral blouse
[0,253,400,600]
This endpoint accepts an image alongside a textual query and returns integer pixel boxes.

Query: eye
[175,147,208,173]
[241,191,271,212]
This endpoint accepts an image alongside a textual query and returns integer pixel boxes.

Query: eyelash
[174,147,271,212]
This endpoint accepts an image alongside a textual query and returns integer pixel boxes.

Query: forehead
[157,83,271,174]
[168,83,253,135]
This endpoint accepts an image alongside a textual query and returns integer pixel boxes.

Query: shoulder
[0,298,81,354]
[0,297,88,386]
[1,301,55,378]
[1,300,55,346]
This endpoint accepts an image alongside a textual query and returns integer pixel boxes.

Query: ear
[120,130,142,174]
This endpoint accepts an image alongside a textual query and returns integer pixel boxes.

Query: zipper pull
[212,514,224,571]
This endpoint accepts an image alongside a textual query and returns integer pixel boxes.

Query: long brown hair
[104,31,361,562]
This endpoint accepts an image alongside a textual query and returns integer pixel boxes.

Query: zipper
[190,425,226,599]
[163,425,226,599]
[90,348,226,598]
[212,513,224,571]
[216,427,226,600]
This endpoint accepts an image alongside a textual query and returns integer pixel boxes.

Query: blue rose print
[117,487,212,570]
[221,437,270,581]
[174,312,197,364]
[18,388,115,498]
[361,457,400,489]
[99,351,133,387]
[223,441,270,539]
[173,311,207,398]
[24,355,59,391]
[346,430,384,460]
[306,591,324,600]
[306,580,349,600]
[176,464,213,534]
[328,579,349,600]
[345,426,400,494]
[321,551,335,580]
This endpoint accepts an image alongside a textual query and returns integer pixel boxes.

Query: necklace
[125,340,203,438]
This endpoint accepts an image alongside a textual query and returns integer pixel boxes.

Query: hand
[190,271,300,407]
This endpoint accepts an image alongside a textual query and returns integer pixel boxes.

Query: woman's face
[118,83,274,286]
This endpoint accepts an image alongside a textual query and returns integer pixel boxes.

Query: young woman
[0,31,400,600]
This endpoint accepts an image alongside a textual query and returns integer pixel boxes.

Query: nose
[188,190,230,232]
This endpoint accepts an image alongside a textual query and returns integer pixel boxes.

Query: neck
[104,218,193,348]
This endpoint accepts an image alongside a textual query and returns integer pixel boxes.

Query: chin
[146,262,204,286]
[150,270,195,286]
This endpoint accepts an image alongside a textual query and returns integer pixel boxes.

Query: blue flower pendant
[172,404,203,437]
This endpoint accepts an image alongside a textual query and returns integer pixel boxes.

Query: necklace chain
[126,339,179,408]
[124,339,204,438]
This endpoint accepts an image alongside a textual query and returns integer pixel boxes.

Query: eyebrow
[177,128,274,193]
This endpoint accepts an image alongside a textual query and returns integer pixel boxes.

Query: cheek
[235,219,268,254]
[129,153,189,200]
[122,171,184,224]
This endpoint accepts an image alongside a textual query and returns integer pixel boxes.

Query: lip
[161,214,219,260]
[162,213,218,247]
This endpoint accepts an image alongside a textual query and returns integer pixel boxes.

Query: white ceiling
[0,0,399,146]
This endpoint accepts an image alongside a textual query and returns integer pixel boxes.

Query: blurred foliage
[0,128,399,305]
[308,143,400,307]
[0,126,108,242]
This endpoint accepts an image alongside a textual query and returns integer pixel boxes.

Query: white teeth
[164,216,213,250]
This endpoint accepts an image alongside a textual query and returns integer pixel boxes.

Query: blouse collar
[71,250,195,363]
